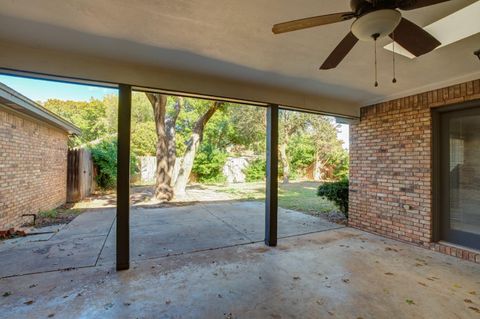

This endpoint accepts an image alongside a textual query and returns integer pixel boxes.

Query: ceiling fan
[272,0,446,70]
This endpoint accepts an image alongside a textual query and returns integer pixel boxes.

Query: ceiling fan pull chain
[374,34,378,87]
[392,31,397,84]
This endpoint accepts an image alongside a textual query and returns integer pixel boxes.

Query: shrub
[317,178,349,217]
[192,145,227,183]
[90,139,137,189]
[244,158,266,182]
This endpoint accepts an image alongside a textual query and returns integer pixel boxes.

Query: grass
[278,182,337,214]
[34,207,83,228]
[220,180,338,214]
[38,209,58,219]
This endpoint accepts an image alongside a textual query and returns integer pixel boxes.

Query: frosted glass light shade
[351,9,401,41]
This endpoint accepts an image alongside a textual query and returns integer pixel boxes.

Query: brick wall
[349,80,480,250]
[0,106,69,229]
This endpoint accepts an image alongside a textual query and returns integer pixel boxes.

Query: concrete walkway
[0,201,342,278]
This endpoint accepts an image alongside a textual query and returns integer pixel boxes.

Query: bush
[90,139,137,189]
[317,178,349,217]
[244,158,266,182]
[192,145,227,183]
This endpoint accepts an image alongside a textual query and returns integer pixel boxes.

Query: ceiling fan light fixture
[351,9,401,41]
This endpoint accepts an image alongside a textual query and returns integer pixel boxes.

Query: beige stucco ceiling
[0,0,479,117]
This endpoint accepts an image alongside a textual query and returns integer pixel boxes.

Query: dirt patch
[28,205,83,228]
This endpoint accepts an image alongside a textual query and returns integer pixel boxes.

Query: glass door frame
[432,100,480,250]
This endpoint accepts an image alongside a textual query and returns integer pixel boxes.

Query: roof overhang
[0,0,478,120]
[0,82,81,135]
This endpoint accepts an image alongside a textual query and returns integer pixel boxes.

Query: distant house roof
[0,82,81,135]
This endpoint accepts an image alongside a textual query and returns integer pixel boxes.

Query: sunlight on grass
[218,181,338,214]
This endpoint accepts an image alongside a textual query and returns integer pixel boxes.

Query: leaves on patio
[405,299,415,305]
[384,272,394,276]
[24,300,34,305]
[2,291,12,297]
[417,282,427,287]
[468,307,480,314]
[464,299,473,304]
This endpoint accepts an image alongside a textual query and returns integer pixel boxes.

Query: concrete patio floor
[1,227,479,319]
[0,201,342,278]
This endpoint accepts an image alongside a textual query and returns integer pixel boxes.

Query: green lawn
[219,181,338,215]
[278,181,338,214]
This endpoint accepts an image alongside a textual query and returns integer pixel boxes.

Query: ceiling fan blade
[397,0,451,10]
[272,12,355,34]
[320,32,358,70]
[390,18,440,57]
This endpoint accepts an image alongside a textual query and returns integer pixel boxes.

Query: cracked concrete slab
[1,227,479,319]
[0,201,341,277]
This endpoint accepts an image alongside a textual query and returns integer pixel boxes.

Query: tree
[145,93,180,200]
[309,117,344,181]
[43,98,108,147]
[145,93,223,199]
[278,111,309,183]
[173,100,223,196]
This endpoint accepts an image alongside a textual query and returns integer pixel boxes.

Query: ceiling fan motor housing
[351,9,401,41]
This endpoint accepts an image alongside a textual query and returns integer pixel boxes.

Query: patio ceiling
[0,0,479,118]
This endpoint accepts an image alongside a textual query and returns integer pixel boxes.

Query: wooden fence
[67,148,95,202]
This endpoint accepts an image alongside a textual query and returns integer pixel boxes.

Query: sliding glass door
[440,106,480,250]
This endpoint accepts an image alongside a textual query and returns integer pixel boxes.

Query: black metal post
[265,104,278,246]
[116,84,132,270]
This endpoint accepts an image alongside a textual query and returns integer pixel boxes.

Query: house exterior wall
[349,79,480,263]
[0,106,69,229]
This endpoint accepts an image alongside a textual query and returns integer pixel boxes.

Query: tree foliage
[89,139,136,189]
[43,91,349,198]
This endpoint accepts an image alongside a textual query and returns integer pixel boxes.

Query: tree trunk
[279,142,290,184]
[313,151,322,181]
[146,93,174,200]
[166,97,182,185]
[174,101,222,196]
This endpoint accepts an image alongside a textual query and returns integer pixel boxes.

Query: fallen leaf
[48,314,55,318]
[418,282,427,287]
[384,272,394,276]
[405,299,415,305]
[2,291,11,297]
[293,276,301,280]
[28,284,37,289]
[342,278,350,283]
[468,307,480,314]
[464,299,473,304]
[24,300,34,305]
[469,291,477,295]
